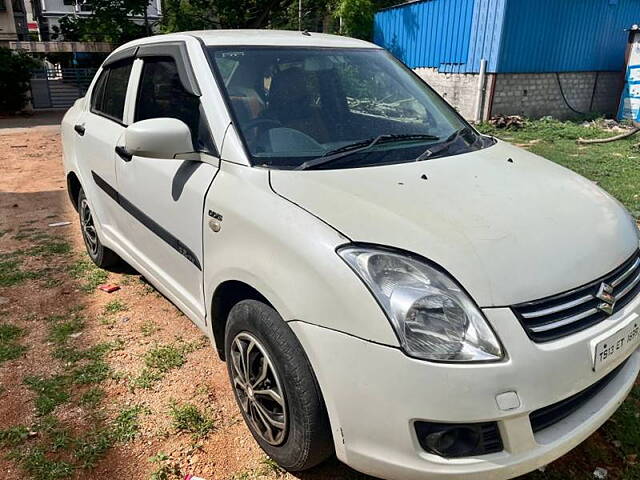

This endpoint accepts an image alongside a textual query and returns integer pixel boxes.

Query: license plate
[592,314,640,372]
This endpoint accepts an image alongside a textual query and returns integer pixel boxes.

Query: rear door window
[91,60,133,123]
[90,69,108,113]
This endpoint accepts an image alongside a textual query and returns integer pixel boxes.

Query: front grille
[530,359,627,433]
[513,251,640,342]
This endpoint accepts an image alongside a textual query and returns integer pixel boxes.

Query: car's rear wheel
[78,188,120,268]
[225,299,333,471]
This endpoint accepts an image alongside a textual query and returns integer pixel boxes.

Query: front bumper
[289,293,640,480]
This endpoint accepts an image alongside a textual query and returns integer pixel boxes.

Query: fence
[30,68,97,109]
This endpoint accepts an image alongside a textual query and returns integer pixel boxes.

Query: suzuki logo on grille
[596,282,616,315]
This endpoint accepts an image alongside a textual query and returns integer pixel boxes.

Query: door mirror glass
[124,118,194,159]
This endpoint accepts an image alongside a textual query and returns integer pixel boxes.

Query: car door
[114,54,220,324]
[74,59,135,244]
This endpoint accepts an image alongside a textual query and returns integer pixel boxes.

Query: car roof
[121,30,381,49]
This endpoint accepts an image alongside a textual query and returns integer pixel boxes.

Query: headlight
[338,246,503,362]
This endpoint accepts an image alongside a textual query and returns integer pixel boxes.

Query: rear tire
[77,188,120,268]
[225,299,333,471]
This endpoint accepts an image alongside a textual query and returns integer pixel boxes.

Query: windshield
[208,46,491,169]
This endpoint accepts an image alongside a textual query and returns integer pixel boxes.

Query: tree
[0,48,39,114]
[161,0,397,39]
[161,0,291,31]
[161,0,338,32]
[335,0,376,40]
[58,0,150,44]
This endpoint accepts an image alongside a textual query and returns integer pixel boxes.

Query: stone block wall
[491,72,624,119]
[414,67,484,120]
[414,68,623,120]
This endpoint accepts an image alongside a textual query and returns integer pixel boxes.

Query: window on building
[135,57,214,153]
[91,60,133,123]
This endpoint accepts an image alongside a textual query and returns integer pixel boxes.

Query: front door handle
[115,145,133,162]
[74,124,85,136]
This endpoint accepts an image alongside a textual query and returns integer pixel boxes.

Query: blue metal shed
[373,0,640,73]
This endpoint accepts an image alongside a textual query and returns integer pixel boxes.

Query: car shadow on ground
[298,458,379,480]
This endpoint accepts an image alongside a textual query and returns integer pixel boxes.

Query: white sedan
[61,29,640,480]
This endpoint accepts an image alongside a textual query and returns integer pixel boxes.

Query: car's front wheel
[225,299,333,471]
[77,188,120,268]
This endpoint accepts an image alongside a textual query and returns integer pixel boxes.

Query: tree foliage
[161,0,305,31]
[57,0,150,43]
[160,0,393,39]
[335,0,376,39]
[0,48,40,114]
[55,0,396,45]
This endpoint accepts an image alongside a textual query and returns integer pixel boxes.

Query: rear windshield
[208,46,492,170]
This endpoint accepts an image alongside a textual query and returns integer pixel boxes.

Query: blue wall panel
[373,0,640,73]
[498,0,640,72]
[373,0,477,71]
[444,0,507,72]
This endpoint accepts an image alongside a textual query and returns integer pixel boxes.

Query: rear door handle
[74,124,85,136]
[115,145,133,162]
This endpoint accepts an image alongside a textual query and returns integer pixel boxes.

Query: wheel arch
[67,171,82,211]
[210,279,275,360]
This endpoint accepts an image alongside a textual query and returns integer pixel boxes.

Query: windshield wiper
[296,133,440,171]
[413,127,476,162]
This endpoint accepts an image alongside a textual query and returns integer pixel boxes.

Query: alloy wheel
[230,332,288,445]
[80,198,99,257]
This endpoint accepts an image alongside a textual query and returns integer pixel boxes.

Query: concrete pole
[474,58,487,122]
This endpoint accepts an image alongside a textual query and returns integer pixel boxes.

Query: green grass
[169,402,214,439]
[70,358,110,384]
[144,344,187,373]
[24,375,71,416]
[140,320,159,337]
[47,316,84,344]
[0,323,27,363]
[0,237,71,288]
[231,457,286,480]
[0,257,39,287]
[73,428,112,469]
[477,117,640,218]
[49,429,72,452]
[79,387,105,410]
[131,342,196,390]
[0,426,30,448]
[112,405,148,442]
[131,368,164,390]
[67,258,109,293]
[148,452,182,480]
[53,340,123,365]
[24,240,72,257]
[12,447,75,480]
[103,299,128,315]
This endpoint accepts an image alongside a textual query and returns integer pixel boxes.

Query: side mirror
[124,118,194,159]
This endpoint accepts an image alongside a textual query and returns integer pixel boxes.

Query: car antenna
[301,30,311,36]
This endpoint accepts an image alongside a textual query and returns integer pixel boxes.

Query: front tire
[77,188,120,268]
[225,300,333,471]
